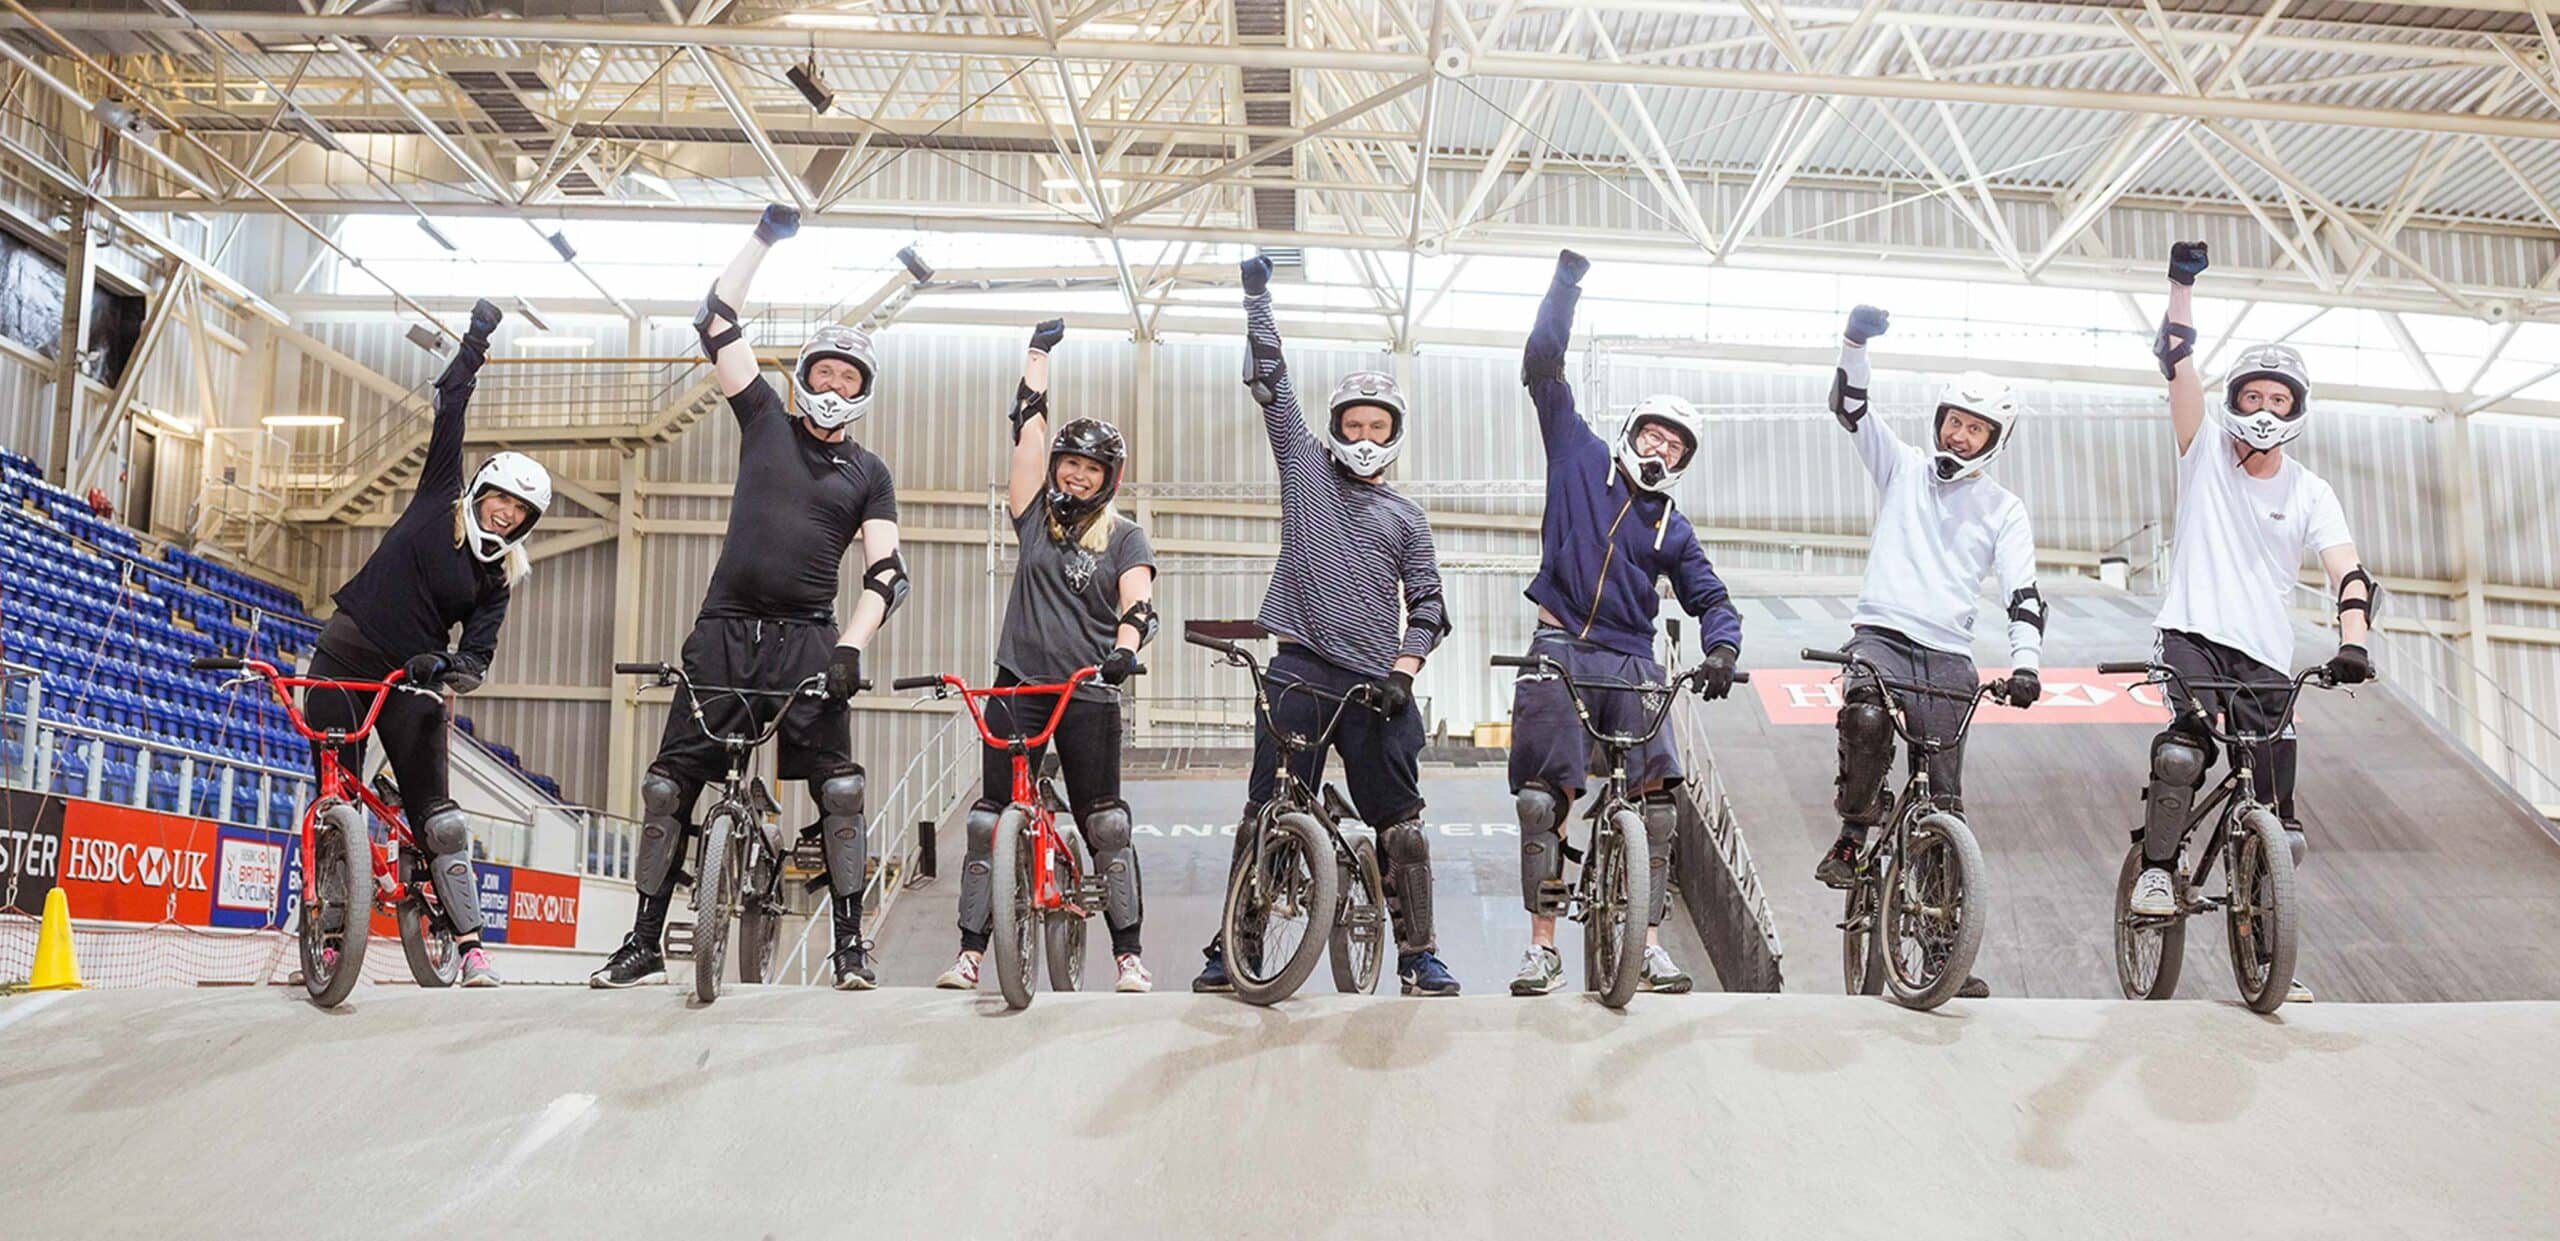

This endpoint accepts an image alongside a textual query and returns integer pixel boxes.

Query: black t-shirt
[697,378,899,622]
[330,363,512,665]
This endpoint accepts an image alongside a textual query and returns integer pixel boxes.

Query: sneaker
[458,946,501,988]
[1958,977,1990,1000]
[935,952,981,991]
[2128,866,2178,918]
[1509,945,1565,996]
[2285,978,2315,1004]
[2285,827,2308,869]
[831,944,877,991]
[1114,954,1154,994]
[1815,838,1861,890]
[1191,947,1233,994]
[1398,951,1460,997]
[1639,944,1693,994]
[588,936,666,989]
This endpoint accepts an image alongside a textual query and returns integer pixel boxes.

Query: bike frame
[1201,640,1376,857]
[202,657,427,927]
[904,667,1101,914]
[1810,649,2000,853]
[1493,653,1714,907]
[623,663,824,915]
[2117,663,2332,895]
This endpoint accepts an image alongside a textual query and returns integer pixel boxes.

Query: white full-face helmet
[2217,343,2310,455]
[1931,371,2022,483]
[1325,370,1407,478]
[1616,394,1703,494]
[793,325,877,429]
[462,451,551,562]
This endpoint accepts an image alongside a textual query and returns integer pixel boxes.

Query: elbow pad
[1241,335,1287,407]
[1522,349,1565,387]
[1830,368,1869,431]
[2007,585,2048,635]
[1009,382,1049,444]
[694,287,745,361]
[1118,600,1159,649]
[863,552,910,620]
[2336,567,2376,620]
[2153,318,2196,382]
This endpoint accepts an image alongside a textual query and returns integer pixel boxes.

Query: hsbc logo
[511,891,577,924]
[63,838,212,891]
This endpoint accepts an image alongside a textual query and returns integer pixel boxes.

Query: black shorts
[649,616,853,784]
[1245,645,1424,826]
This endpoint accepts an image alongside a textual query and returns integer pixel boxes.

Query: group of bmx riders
[316,204,2374,1005]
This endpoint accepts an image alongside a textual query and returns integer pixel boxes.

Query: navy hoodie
[1520,277,1741,661]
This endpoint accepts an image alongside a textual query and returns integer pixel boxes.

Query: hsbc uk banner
[1750,667,2175,728]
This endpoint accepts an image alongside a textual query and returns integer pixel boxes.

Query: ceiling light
[261,413,346,429]
[781,12,881,30]
[137,406,199,436]
[416,217,458,251]
[896,246,934,285]
[788,61,834,113]
[546,230,577,261]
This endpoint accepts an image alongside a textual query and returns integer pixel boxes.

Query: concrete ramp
[1716,585,2560,1001]
[1,988,2553,1238]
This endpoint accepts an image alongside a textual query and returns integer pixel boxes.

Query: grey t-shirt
[997,493,1156,702]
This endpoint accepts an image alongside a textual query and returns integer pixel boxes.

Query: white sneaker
[935,952,980,990]
[2285,978,2315,1004]
[2129,867,2178,917]
[1113,954,1154,993]
[1639,943,1694,994]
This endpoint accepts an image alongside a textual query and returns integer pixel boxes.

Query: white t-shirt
[2154,430,2353,671]
[1845,415,2044,669]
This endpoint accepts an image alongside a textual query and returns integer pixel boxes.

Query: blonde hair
[1049,503,1122,554]
[454,497,532,585]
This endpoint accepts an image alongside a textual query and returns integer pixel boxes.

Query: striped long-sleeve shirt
[1243,291,1449,678]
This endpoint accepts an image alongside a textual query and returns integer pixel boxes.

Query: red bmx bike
[192,656,467,1007]
[896,663,1136,1009]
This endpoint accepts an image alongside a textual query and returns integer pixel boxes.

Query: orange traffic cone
[29,887,84,990]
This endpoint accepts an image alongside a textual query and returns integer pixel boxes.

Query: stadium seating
[0,448,567,829]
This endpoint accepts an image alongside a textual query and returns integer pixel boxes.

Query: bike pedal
[1531,880,1570,917]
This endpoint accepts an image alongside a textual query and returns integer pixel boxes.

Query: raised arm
[1006,319,1066,520]
[419,298,502,501]
[2158,242,2210,454]
[1239,256,1319,471]
[696,204,800,401]
[1830,303,1905,487]
[1523,249,1599,454]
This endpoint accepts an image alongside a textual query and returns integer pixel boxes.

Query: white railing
[2301,584,2560,817]
[773,709,980,984]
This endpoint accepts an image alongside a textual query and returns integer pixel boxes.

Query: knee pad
[637,768,690,895]
[957,800,1003,937]
[1083,800,1142,932]
[416,800,469,857]
[1640,792,1678,926]
[1515,783,1566,915]
[1833,695,1894,824]
[815,767,868,899]
[2143,732,2211,862]
[1379,818,1434,955]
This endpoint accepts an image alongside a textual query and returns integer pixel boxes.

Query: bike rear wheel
[692,810,742,1004]
[735,840,781,985]
[1328,831,1386,995]
[1879,813,1986,1011]
[2225,809,2298,1014]
[1584,808,1646,1009]
[2113,845,2186,1000]
[989,806,1040,1009]
[1222,811,1336,1006]
[396,884,459,989]
[300,803,373,1007]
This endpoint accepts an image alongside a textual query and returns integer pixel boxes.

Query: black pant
[305,621,449,814]
[2150,629,2300,862]
[966,671,1132,955]
[650,615,854,787]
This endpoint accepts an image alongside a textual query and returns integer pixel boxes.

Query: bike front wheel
[692,810,742,1004]
[1584,808,1646,1009]
[735,840,781,985]
[396,888,459,989]
[989,805,1040,1009]
[1222,811,1336,1006]
[1878,812,1986,1011]
[300,802,373,1008]
[2113,845,2186,1000]
[1841,872,1884,997]
[1328,831,1386,995]
[2225,809,2298,1014]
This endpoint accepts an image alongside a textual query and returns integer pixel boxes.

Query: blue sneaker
[1191,946,1233,994]
[1398,951,1459,997]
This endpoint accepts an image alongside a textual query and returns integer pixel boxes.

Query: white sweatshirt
[1833,340,2045,670]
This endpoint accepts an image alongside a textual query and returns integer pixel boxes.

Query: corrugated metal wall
[267,321,2560,819]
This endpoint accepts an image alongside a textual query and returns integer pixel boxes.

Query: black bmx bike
[1492,651,1746,1008]
[1188,632,1390,1005]
[614,660,827,1003]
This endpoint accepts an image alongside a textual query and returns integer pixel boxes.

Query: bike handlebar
[2103,659,2338,747]
[891,674,944,692]
[1184,632,1244,659]
[190,656,247,672]
[1801,647,1985,704]
[899,666,1121,749]
[613,661,671,677]
[2096,660,2152,676]
[620,661,829,752]
[1492,652,1747,752]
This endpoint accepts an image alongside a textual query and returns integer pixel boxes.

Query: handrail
[1667,688,1787,966]
[774,708,978,985]
[2296,582,2560,805]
